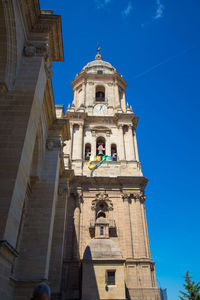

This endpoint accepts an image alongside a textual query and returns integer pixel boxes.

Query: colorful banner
[87,155,113,170]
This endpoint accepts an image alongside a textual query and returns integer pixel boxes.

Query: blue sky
[40,0,200,298]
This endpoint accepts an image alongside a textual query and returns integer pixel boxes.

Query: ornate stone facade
[0,1,161,300]
[0,1,71,299]
[63,53,161,300]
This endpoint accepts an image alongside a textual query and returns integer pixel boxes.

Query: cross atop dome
[95,44,103,60]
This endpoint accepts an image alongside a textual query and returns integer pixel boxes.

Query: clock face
[94,104,107,115]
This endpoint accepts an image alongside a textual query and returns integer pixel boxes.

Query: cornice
[37,13,64,61]
[65,111,87,120]
[20,1,64,61]
[50,118,70,141]
[71,176,148,190]
[71,71,128,88]
[125,258,155,265]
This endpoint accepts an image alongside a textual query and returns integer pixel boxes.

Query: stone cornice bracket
[58,183,68,196]
[91,192,113,211]
[132,192,146,203]
[77,189,83,206]
[71,189,83,206]
[121,192,131,203]
[24,43,50,58]
[46,137,62,151]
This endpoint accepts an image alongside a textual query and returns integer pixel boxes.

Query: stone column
[72,123,84,160]
[0,56,46,247]
[74,89,77,106]
[132,192,147,258]
[114,80,120,108]
[69,123,73,158]
[125,125,136,160]
[48,180,69,296]
[122,193,134,258]
[133,130,139,162]
[91,132,96,157]
[141,200,151,258]
[14,136,61,281]
[83,80,86,106]
[121,91,126,112]
[73,190,82,259]
[105,132,111,156]
[118,125,125,160]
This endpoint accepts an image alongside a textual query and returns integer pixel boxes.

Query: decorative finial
[97,44,101,54]
[95,43,103,60]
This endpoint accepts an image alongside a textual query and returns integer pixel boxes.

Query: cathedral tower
[63,51,161,300]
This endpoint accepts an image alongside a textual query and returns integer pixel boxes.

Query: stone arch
[0,0,17,93]
[95,200,109,219]
[96,136,105,156]
[95,85,105,101]
[85,143,91,160]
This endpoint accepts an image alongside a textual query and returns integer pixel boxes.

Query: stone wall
[0,1,70,299]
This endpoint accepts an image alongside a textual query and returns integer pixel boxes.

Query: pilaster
[49,178,69,297]
[0,56,46,248]
[125,125,136,160]
[121,192,134,258]
[118,124,126,160]
[14,136,61,284]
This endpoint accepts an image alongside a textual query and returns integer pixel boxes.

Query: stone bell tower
[62,50,161,300]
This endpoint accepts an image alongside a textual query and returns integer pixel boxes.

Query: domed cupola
[69,48,128,114]
[82,51,116,75]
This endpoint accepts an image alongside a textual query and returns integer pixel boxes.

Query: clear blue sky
[40,0,200,299]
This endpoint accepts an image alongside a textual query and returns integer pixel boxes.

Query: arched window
[96,85,105,102]
[97,211,106,218]
[111,144,117,161]
[96,201,108,219]
[85,143,91,161]
[96,137,105,156]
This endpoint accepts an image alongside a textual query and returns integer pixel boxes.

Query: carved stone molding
[44,57,53,79]
[121,192,131,203]
[91,192,113,211]
[24,45,36,57]
[46,138,61,151]
[58,183,68,196]
[71,189,83,206]
[24,43,49,58]
[132,192,146,203]
[0,82,8,95]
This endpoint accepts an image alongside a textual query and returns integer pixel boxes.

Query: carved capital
[46,138,61,151]
[36,43,49,58]
[58,183,68,196]
[133,192,146,203]
[121,192,130,202]
[24,43,49,59]
[118,124,123,130]
[71,189,83,206]
[24,45,36,57]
